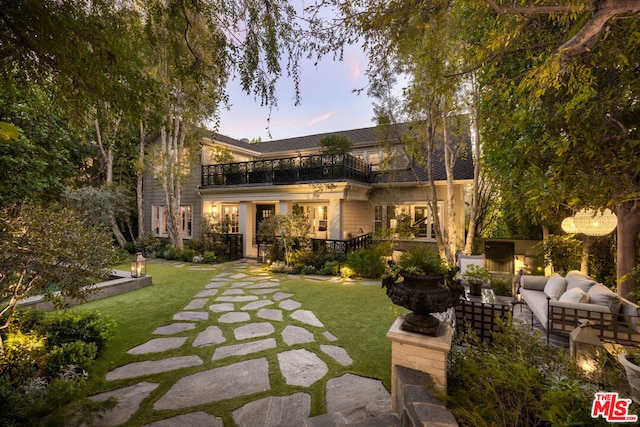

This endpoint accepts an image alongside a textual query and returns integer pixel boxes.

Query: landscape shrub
[45,341,97,377]
[0,310,115,425]
[181,248,197,263]
[203,251,216,263]
[491,275,512,297]
[269,261,296,274]
[164,245,183,260]
[289,249,317,270]
[345,245,387,278]
[448,319,630,426]
[40,310,116,353]
[134,232,164,256]
[320,260,341,276]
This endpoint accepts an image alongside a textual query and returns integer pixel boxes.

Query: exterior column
[239,202,250,258]
[328,199,342,240]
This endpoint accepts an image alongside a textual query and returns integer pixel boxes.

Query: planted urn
[382,247,463,336]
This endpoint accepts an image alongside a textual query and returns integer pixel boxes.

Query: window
[152,205,193,238]
[373,203,443,241]
[223,205,240,233]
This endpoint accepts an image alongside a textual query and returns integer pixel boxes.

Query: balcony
[201,153,372,187]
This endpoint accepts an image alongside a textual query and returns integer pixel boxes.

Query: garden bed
[18,270,152,311]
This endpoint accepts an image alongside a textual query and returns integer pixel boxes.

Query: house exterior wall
[342,200,373,238]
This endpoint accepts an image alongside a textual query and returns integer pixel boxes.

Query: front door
[256,204,275,243]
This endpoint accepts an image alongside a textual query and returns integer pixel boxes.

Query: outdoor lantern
[573,209,618,237]
[561,216,580,234]
[131,252,146,278]
[569,319,602,372]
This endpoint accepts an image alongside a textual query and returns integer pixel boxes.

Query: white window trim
[373,202,444,242]
[152,205,193,239]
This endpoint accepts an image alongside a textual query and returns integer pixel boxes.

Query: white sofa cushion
[588,283,622,314]
[565,270,596,293]
[521,275,548,291]
[544,273,567,300]
[559,287,589,303]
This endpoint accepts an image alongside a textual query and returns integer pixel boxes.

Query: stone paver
[323,331,338,342]
[89,382,159,426]
[277,349,328,387]
[143,412,223,427]
[279,299,302,310]
[282,325,315,346]
[128,337,187,355]
[217,311,251,323]
[247,282,280,289]
[194,289,219,298]
[234,322,275,340]
[215,295,258,302]
[291,309,324,327]
[257,308,283,321]
[241,300,274,310]
[183,298,208,310]
[230,281,253,288]
[173,311,209,321]
[106,356,203,381]
[273,292,294,301]
[153,323,196,335]
[154,358,270,410]
[193,326,226,347]
[232,393,311,426]
[209,302,235,312]
[326,374,392,418]
[212,338,277,361]
[205,281,228,289]
[321,344,353,366]
[230,273,248,279]
[221,288,245,295]
[250,288,280,294]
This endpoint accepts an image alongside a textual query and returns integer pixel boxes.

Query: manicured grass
[68,261,402,425]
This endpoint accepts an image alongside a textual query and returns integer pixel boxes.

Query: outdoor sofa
[519,270,640,346]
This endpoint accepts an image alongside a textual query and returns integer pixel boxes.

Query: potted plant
[382,247,463,336]
[462,264,491,296]
[618,351,640,401]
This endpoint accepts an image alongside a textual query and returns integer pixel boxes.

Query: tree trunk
[616,200,640,301]
[442,112,457,260]
[137,121,145,238]
[95,118,126,248]
[463,76,481,255]
[160,116,185,249]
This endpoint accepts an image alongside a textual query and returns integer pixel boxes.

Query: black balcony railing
[201,153,371,187]
[311,233,373,255]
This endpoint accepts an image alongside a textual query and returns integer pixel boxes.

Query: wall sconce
[570,319,602,372]
[131,253,146,278]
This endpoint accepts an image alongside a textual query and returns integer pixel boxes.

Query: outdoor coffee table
[455,287,513,343]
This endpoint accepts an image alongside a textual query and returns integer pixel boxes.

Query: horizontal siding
[342,201,372,238]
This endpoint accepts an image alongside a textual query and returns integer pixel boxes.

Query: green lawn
[70,260,402,425]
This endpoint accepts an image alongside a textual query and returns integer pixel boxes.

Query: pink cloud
[308,111,336,126]
[345,50,363,82]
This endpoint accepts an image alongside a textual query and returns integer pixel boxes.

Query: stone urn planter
[383,272,462,336]
[619,353,640,401]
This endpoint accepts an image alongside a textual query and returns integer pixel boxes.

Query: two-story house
[143,123,474,258]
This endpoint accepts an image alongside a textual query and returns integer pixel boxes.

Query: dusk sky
[217,45,377,142]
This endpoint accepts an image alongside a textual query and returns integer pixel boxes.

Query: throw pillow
[565,270,596,293]
[558,287,589,304]
[588,284,622,314]
[544,273,568,300]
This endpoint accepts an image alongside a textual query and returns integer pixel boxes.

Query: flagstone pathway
[89,259,398,426]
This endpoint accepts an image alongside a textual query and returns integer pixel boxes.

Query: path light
[569,319,602,373]
[561,216,579,234]
[573,209,618,236]
[131,252,146,278]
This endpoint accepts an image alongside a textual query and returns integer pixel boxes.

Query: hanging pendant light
[573,209,618,237]
[561,216,579,234]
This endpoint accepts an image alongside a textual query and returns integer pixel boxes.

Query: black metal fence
[201,153,371,187]
[217,233,243,261]
[310,233,373,255]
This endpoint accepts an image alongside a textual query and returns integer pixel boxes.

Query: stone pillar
[386,315,453,412]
